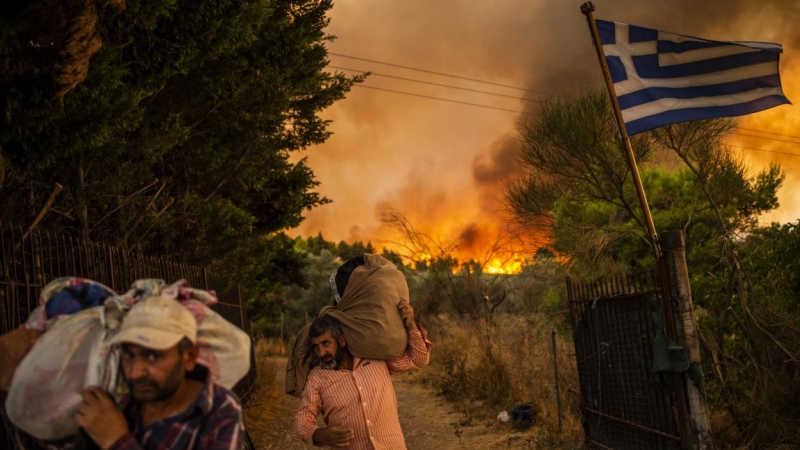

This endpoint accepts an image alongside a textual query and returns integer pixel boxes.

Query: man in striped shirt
[0,296,245,449]
[294,300,431,449]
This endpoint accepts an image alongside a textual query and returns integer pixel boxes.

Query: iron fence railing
[1,223,256,447]
[567,272,683,450]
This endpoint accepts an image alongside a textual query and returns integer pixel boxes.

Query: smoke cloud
[292,0,800,261]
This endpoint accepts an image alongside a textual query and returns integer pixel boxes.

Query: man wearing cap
[0,296,246,449]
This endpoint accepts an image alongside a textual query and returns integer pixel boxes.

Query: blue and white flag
[596,20,791,135]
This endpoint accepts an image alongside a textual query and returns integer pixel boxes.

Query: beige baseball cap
[108,296,197,350]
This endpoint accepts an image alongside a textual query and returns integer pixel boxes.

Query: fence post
[551,331,563,433]
[107,244,117,292]
[659,230,712,450]
[237,284,246,329]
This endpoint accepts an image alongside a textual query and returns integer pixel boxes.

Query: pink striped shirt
[294,328,431,449]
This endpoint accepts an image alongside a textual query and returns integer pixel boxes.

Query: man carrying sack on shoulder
[292,255,432,449]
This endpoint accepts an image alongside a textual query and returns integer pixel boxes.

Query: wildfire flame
[485,253,524,275]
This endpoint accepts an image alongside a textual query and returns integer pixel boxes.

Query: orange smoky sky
[290,0,800,262]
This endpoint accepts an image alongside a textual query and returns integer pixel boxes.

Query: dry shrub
[243,340,285,446]
[255,337,289,357]
[421,313,583,445]
[246,335,292,443]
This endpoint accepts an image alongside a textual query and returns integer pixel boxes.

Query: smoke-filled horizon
[291,0,800,262]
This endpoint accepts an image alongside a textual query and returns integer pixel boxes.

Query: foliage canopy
[507,86,799,447]
[0,0,363,304]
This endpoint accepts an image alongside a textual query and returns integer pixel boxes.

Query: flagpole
[580,9,694,450]
[580,2,660,256]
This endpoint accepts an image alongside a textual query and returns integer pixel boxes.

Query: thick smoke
[293,0,800,260]
[473,137,521,186]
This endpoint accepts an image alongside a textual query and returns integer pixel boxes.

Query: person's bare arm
[388,301,431,374]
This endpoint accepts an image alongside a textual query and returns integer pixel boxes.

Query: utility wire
[351,84,528,114]
[729,144,800,158]
[346,80,800,156]
[329,52,555,97]
[731,132,800,145]
[348,81,800,144]
[330,66,544,103]
[348,81,800,147]
[329,55,799,146]
[738,127,800,141]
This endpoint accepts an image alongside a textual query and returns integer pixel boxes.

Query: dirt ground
[245,357,579,449]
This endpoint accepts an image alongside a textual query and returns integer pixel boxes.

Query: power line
[342,81,800,154]
[351,84,528,114]
[329,52,555,97]
[329,54,799,144]
[346,84,800,146]
[729,144,800,158]
[330,66,544,103]
[738,127,800,141]
[731,132,800,146]
[347,82,800,144]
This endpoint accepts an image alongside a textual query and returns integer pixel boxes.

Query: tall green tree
[0,0,363,307]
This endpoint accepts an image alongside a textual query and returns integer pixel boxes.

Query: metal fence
[1,223,257,446]
[567,272,683,450]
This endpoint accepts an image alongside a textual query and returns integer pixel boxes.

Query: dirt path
[245,357,549,449]
[395,373,542,449]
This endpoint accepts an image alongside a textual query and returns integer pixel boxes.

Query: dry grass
[243,341,291,447]
[243,344,277,439]
[245,320,584,448]
[419,313,584,448]
[255,338,289,357]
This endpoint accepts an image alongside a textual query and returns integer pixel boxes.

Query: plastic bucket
[511,404,534,429]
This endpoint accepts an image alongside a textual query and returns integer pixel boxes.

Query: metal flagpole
[580,2,660,257]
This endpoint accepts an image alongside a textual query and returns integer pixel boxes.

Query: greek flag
[596,20,791,135]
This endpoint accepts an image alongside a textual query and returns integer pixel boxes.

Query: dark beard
[126,359,184,402]
[320,347,344,370]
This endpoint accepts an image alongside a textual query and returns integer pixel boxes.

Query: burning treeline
[295,0,799,269]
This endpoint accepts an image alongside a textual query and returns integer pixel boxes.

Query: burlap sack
[285,253,409,397]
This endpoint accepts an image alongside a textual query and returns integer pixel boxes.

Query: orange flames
[386,222,550,275]
[485,253,525,275]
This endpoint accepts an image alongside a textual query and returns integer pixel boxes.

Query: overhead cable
[728,144,800,158]
[351,84,528,114]
[327,55,799,148]
[329,52,555,97]
[330,66,544,103]
[737,127,800,141]
[732,132,800,145]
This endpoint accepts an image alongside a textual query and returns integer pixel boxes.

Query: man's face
[121,343,195,402]
[310,331,345,370]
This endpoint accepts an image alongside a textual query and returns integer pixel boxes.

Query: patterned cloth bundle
[5,277,251,440]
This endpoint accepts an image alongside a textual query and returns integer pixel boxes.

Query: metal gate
[567,272,684,449]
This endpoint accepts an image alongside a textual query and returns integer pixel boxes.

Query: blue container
[511,404,534,429]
